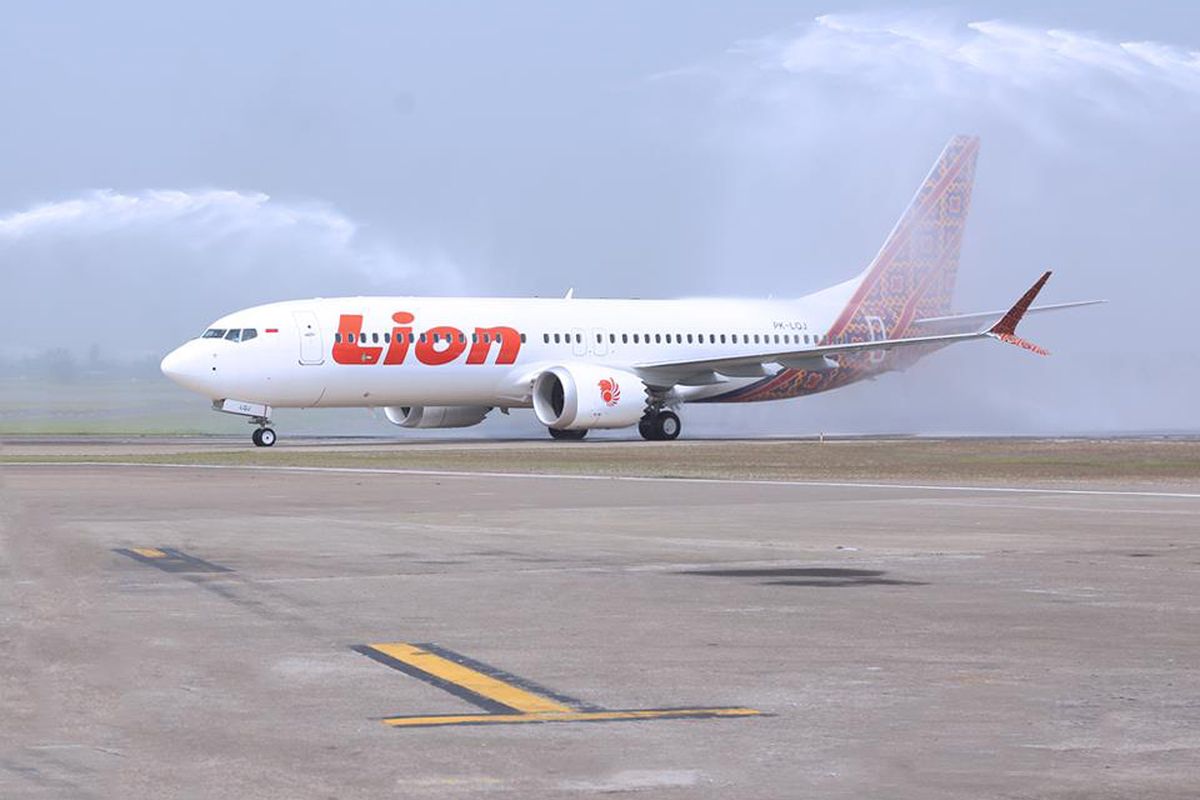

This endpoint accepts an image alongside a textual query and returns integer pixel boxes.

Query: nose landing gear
[212,399,277,447]
[251,426,277,447]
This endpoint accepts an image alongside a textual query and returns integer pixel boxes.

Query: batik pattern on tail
[706,135,980,403]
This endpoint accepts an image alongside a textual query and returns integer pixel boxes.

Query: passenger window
[622,334,628,344]
[520,333,527,343]
[575,333,581,344]
[596,334,602,344]
[655,334,662,343]
[335,333,342,343]
[633,334,639,343]
[686,334,693,344]
[554,333,561,344]
[720,334,726,344]
[408,333,416,343]
[609,333,616,344]
[372,333,379,344]
[419,333,427,343]
[241,329,257,342]
[460,333,467,343]
[543,334,548,344]
[732,334,738,344]
[384,333,391,343]
[348,333,356,344]
[774,334,780,344]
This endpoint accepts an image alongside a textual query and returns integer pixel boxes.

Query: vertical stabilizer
[826,135,979,342]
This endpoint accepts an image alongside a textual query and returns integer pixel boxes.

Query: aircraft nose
[161,342,212,394]
[160,346,186,381]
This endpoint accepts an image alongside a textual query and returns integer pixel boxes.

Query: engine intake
[532,365,646,430]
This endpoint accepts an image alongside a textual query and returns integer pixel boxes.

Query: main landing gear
[638,410,680,441]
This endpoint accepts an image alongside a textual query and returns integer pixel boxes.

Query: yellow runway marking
[366,642,573,714]
[130,547,167,559]
[114,547,231,573]
[383,707,764,728]
[356,641,765,729]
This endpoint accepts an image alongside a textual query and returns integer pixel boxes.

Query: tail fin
[826,135,980,342]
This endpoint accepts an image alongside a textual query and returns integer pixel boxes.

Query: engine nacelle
[383,405,491,429]
[532,364,647,430]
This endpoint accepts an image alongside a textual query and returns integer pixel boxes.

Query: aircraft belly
[308,365,512,408]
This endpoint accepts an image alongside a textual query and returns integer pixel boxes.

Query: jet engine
[532,365,647,430]
[383,405,491,429]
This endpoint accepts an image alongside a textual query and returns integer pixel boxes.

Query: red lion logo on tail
[598,378,621,407]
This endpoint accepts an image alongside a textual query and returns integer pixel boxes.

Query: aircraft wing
[634,272,1068,388]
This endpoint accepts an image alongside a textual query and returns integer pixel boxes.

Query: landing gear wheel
[655,411,681,440]
[253,427,276,447]
[548,427,588,441]
[640,411,681,441]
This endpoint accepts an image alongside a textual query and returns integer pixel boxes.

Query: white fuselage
[161,281,860,411]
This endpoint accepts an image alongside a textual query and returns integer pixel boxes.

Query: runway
[2,440,1198,798]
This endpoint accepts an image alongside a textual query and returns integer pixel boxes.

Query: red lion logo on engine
[598,377,621,407]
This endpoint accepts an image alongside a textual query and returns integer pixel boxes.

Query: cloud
[0,189,344,241]
[755,14,1200,96]
[676,13,1200,149]
[0,189,466,359]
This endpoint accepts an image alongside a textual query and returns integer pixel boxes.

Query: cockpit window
[224,329,242,342]
[202,328,227,339]
[240,328,257,342]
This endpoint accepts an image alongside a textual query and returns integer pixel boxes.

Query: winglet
[988,271,1052,355]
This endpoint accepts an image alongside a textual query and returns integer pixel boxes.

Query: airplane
[161,135,1100,446]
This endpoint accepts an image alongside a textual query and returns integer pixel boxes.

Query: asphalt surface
[2,448,1198,798]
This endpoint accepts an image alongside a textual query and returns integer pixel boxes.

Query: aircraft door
[591,328,608,356]
[571,327,587,357]
[293,310,325,365]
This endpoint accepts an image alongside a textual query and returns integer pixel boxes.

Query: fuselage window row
[333,332,528,345]
[533,331,818,346]
[327,328,827,348]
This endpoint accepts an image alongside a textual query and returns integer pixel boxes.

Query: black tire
[638,416,657,441]
[654,411,681,441]
[258,427,277,447]
[548,427,587,441]
[252,429,263,447]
